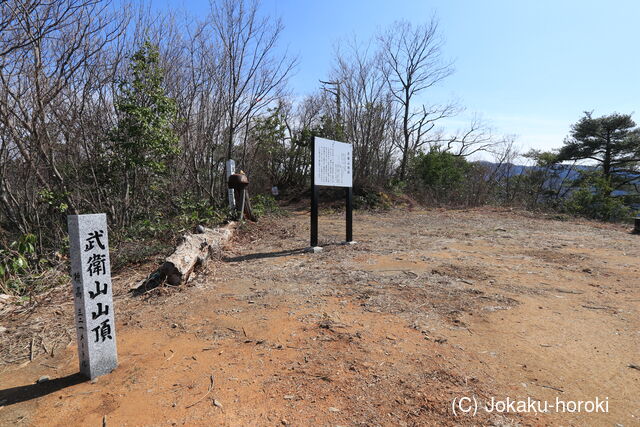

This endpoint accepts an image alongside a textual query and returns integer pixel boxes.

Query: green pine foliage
[558,112,640,185]
[111,41,179,175]
[106,41,181,227]
[564,173,631,222]
[411,148,471,203]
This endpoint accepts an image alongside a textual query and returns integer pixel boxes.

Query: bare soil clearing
[0,207,638,426]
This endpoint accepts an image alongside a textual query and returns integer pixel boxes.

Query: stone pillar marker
[68,213,117,379]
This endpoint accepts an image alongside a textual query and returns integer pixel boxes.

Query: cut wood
[134,223,236,294]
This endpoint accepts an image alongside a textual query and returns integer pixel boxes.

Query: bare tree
[440,114,505,157]
[332,39,396,187]
[0,0,128,241]
[378,18,454,180]
[209,0,296,185]
[0,0,92,57]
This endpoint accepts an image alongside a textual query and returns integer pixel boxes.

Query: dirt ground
[0,207,638,426]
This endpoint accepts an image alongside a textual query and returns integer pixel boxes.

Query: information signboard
[310,137,354,248]
[313,137,352,188]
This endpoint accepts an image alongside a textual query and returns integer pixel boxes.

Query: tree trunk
[134,222,236,293]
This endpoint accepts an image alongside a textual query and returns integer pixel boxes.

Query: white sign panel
[226,159,236,209]
[314,137,353,187]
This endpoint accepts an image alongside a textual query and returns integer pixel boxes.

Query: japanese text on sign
[314,137,353,187]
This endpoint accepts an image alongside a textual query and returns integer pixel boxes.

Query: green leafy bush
[411,149,471,204]
[175,194,228,226]
[38,189,69,213]
[251,194,283,219]
[564,174,631,221]
[353,190,393,210]
[0,234,37,294]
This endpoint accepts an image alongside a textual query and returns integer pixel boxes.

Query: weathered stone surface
[68,213,117,379]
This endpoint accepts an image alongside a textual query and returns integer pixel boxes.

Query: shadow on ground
[0,373,86,406]
[223,248,307,262]
[223,241,350,263]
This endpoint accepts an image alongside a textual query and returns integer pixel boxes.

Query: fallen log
[133,222,236,294]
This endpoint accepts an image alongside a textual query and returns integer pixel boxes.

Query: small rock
[281,419,289,425]
[171,323,178,329]
[283,394,295,400]
[328,407,340,412]
[37,375,50,384]
[582,268,593,274]
[0,326,7,333]
[195,225,206,234]
[213,399,223,408]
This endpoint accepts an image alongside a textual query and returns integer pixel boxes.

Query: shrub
[353,189,393,210]
[410,149,471,204]
[564,174,631,221]
[0,233,45,295]
[251,194,283,219]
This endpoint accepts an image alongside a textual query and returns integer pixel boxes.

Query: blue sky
[155,0,640,155]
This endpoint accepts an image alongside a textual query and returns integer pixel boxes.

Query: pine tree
[109,41,179,225]
[558,112,640,188]
[112,41,179,174]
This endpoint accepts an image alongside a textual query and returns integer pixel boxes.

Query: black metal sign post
[310,137,319,247]
[346,186,353,242]
[309,136,354,251]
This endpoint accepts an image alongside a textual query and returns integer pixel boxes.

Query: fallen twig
[41,336,49,355]
[555,288,583,294]
[40,363,58,369]
[185,374,215,409]
[62,391,95,398]
[537,384,564,393]
[582,305,609,310]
